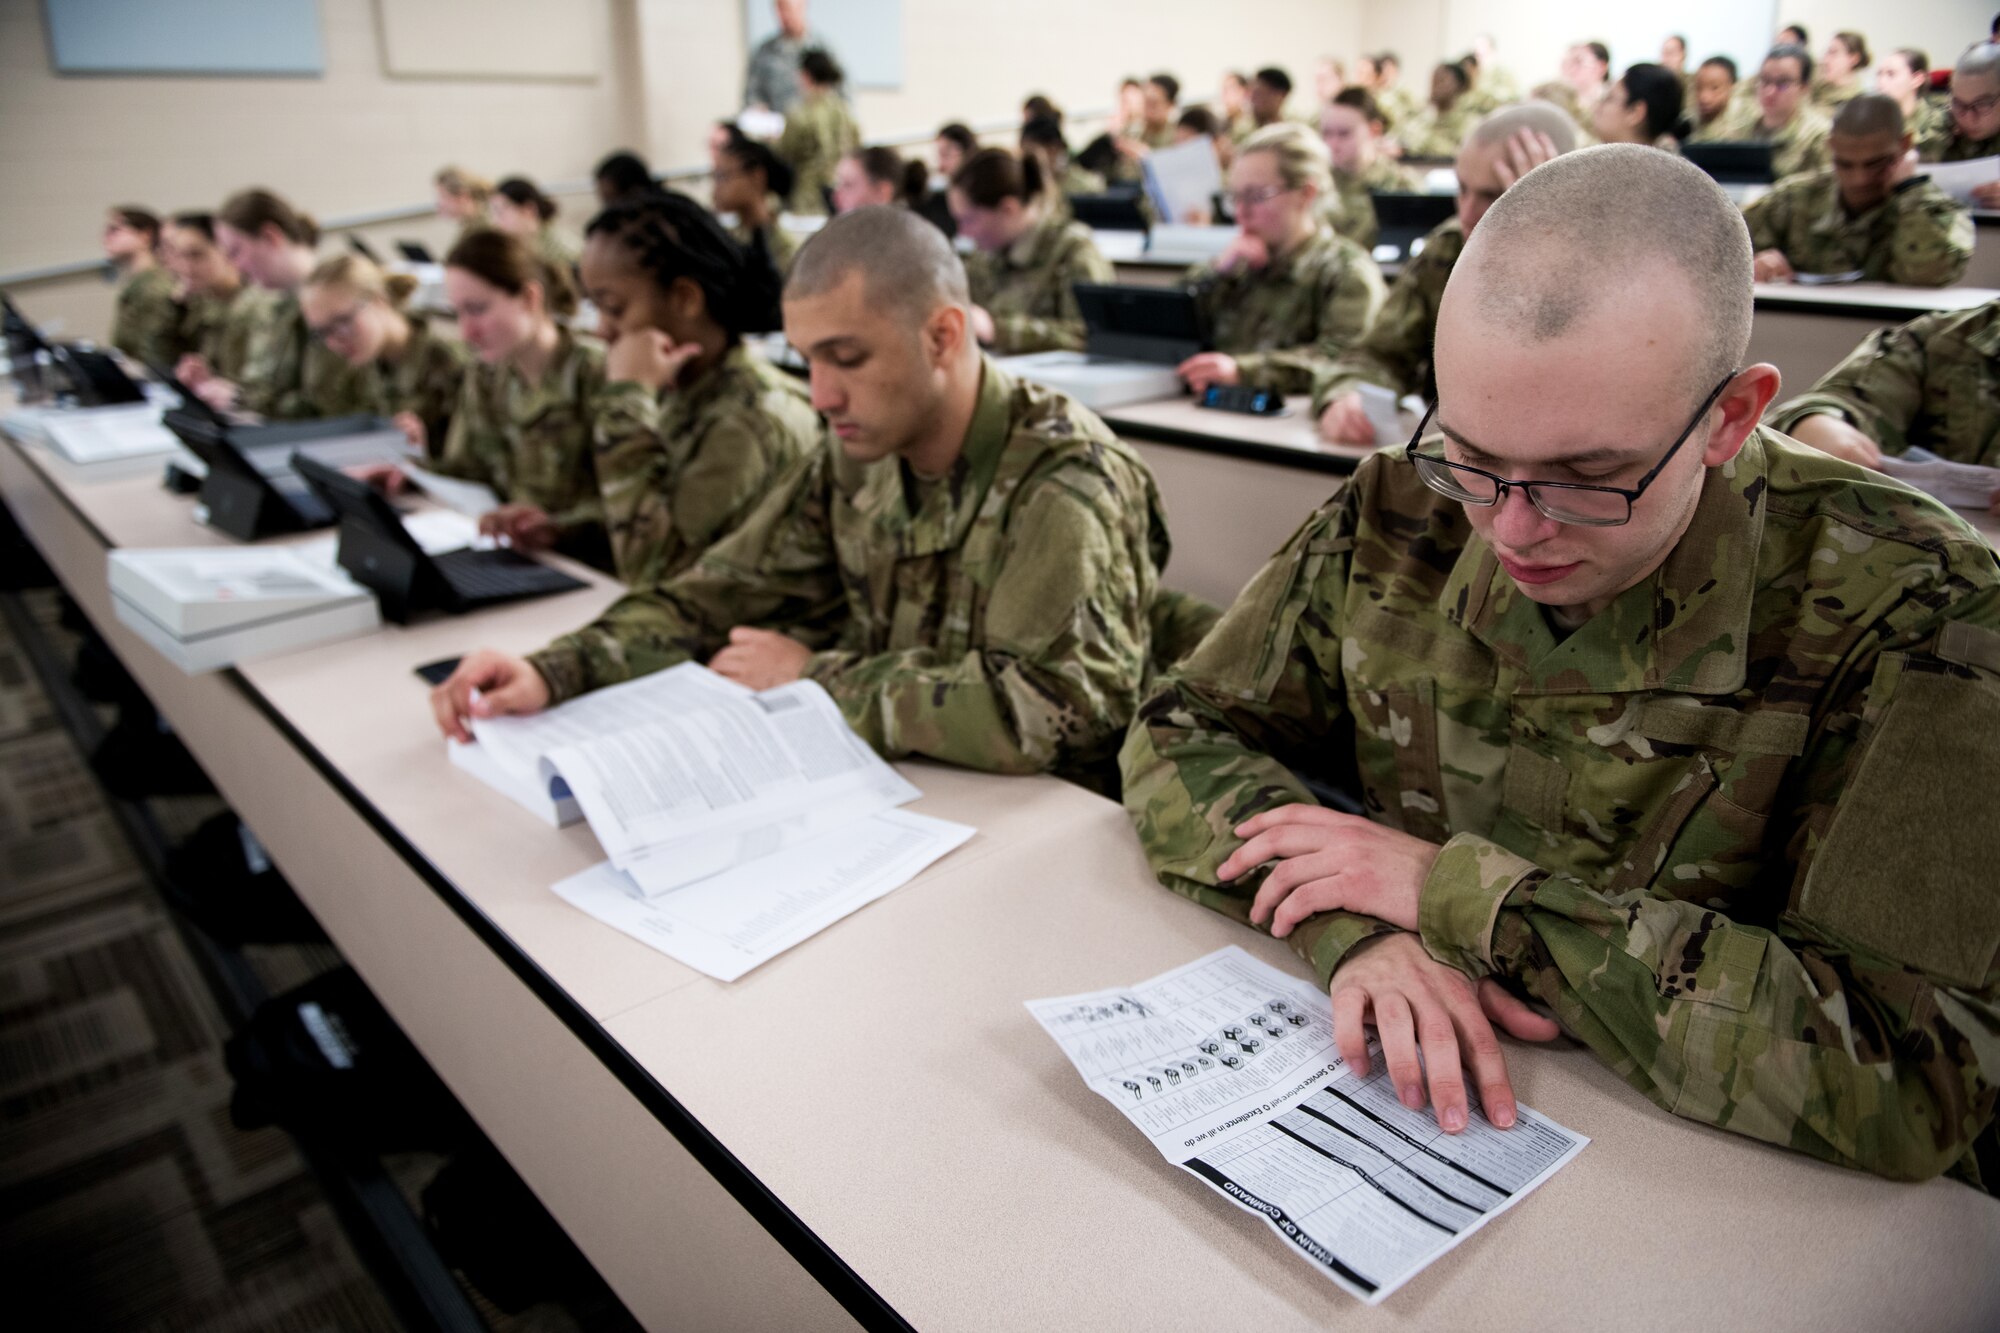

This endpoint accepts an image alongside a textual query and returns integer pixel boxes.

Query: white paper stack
[448,662,975,979]
[108,548,380,672]
[13,401,179,469]
[1000,351,1182,410]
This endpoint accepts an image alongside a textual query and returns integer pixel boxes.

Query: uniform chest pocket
[1503,698,1808,898]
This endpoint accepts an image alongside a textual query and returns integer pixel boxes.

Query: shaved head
[1472,100,1581,152]
[1452,144,1751,393]
[1959,42,2000,81]
[1832,93,1905,138]
[786,204,968,318]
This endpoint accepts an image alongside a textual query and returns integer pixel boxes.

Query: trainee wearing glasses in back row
[1123,146,2000,1191]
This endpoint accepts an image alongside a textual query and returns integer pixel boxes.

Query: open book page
[550,809,974,981]
[540,677,921,894]
[1878,446,2000,512]
[1029,946,1587,1305]
[466,662,750,787]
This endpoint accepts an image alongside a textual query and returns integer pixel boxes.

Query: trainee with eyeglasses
[1918,42,2000,208]
[1123,144,2000,1192]
[298,254,471,457]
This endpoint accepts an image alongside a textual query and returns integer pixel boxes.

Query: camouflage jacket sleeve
[1417,592,2000,1183]
[987,234,1114,356]
[429,369,504,487]
[1880,180,1974,287]
[807,462,1156,775]
[1120,489,1396,983]
[1764,319,1928,453]
[1229,252,1387,396]
[111,268,184,369]
[526,450,844,704]
[1741,184,1794,255]
[1308,240,1449,412]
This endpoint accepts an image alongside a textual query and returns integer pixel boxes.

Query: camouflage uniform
[1809,78,1864,113]
[593,340,820,587]
[963,214,1114,355]
[1377,86,1421,135]
[1320,158,1419,251]
[1917,119,2000,163]
[312,317,472,458]
[731,195,800,275]
[179,286,269,383]
[1120,429,2000,1188]
[1697,103,1832,179]
[1309,217,1463,413]
[1743,169,1974,287]
[777,89,860,216]
[531,225,582,281]
[743,29,826,115]
[1189,228,1387,395]
[1392,101,1479,159]
[1767,297,2000,465]
[527,359,1191,784]
[235,290,369,420]
[433,327,610,567]
[109,265,183,369]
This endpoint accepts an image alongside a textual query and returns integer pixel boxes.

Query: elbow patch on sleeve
[1798,667,2000,989]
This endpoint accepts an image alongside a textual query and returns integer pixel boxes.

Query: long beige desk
[4,422,1999,1331]
[1102,395,1372,605]
[1970,212,2000,289]
[1750,281,1999,398]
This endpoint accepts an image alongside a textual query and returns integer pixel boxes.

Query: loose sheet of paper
[550,809,973,981]
[1922,155,1999,206]
[401,461,501,517]
[1879,445,2000,511]
[1029,946,1587,1304]
[541,676,921,894]
[1142,138,1225,224]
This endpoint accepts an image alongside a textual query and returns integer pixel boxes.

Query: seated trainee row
[433,206,1217,792]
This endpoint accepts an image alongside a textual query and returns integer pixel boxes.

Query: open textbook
[1029,947,1587,1305]
[451,664,923,895]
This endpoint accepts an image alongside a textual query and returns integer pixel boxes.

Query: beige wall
[636,0,1361,173]
[0,0,633,275]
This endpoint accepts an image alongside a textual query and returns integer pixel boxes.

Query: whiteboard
[743,0,902,90]
[44,0,324,76]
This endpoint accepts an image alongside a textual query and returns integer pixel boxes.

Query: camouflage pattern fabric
[1120,428,2000,1188]
[962,214,1114,355]
[1917,120,2000,163]
[1392,101,1480,159]
[1309,216,1463,412]
[235,290,370,421]
[432,326,609,564]
[1767,297,2000,465]
[1320,158,1419,251]
[743,30,824,115]
[110,266,183,370]
[528,359,1204,785]
[310,317,472,458]
[594,340,820,587]
[1743,169,1974,286]
[1691,103,1831,179]
[180,286,270,383]
[1188,227,1387,394]
[777,90,861,215]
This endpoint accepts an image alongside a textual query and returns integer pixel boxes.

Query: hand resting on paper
[1216,803,1561,1132]
[429,648,551,742]
[708,627,812,690]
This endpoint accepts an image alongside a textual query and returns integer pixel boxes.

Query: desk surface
[1751,280,2000,318]
[1102,394,1376,475]
[5,417,1998,1331]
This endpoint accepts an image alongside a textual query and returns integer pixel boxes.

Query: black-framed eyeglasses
[1404,373,1736,527]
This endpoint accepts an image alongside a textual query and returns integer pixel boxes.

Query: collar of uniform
[851,355,1014,556]
[1001,215,1060,270]
[501,325,584,423]
[1802,170,1889,235]
[1965,306,2000,358]
[1439,430,1768,696]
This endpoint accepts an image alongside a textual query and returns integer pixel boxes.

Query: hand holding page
[1142,138,1225,224]
[1029,947,1587,1305]
[1922,156,1999,207]
[401,461,502,517]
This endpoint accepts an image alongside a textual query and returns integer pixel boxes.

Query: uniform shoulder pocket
[1182,507,1348,702]
[1797,666,2000,988]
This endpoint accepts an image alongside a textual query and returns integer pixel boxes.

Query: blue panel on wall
[743,0,902,90]
[45,0,324,76]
